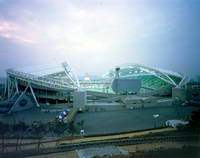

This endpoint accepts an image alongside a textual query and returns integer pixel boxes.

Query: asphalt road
[75,105,198,135]
[0,104,198,135]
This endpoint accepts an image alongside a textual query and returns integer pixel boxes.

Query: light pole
[153,114,159,128]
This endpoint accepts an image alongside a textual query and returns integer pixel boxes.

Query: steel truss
[4,62,79,112]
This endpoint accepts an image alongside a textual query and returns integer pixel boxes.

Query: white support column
[8,84,29,113]
[63,68,77,86]
[139,65,178,86]
[7,76,10,100]
[29,84,40,107]
[140,68,176,86]
[9,80,15,99]
[10,91,18,100]
[3,77,7,98]
[154,74,176,86]
[178,75,189,87]
[15,79,19,94]
[74,72,80,88]
[62,62,79,88]
[10,80,19,100]
[159,71,177,87]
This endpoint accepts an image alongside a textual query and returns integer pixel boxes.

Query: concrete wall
[111,78,141,94]
[85,98,175,112]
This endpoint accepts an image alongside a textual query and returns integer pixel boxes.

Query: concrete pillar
[172,87,186,101]
[115,67,120,78]
[73,90,87,107]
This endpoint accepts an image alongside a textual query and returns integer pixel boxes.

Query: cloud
[0,0,123,48]
[0,0,199,77]
[0,19,38,44]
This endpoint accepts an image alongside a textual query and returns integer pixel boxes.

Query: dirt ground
[1,127,176,152]
[27,151,78,158]
[28,140,200,158]
[60,128,176,144]
[120,141,200,152]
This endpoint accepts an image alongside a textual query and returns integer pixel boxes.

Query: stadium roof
[13,63,64,77]
[103,63,189,87]
[6,62,80,90]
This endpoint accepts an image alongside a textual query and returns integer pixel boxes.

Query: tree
[0,122,9,152]
[189,109,200,133]
[31,121,47,151]
[53,121,66,146]
[13,121,29,151]
[67,121,76,136]
[54,121,66,135]
[77,120,84,131]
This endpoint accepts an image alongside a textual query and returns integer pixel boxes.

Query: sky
[0,0,200,78]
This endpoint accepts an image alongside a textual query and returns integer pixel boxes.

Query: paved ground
[75,105,198,135]
[0,104,198,135]
[0,108,58,124]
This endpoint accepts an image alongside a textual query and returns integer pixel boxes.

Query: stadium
[0,61,199,143]
[0,62,191,113]
[88,63,189,94]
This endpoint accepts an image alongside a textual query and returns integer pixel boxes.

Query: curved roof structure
[103,63,189,87]
[6,62,80,91]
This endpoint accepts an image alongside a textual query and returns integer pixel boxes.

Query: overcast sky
[0,0,199,77]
